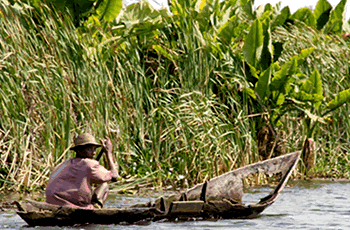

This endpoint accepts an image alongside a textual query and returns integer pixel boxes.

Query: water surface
[2,180,350,229]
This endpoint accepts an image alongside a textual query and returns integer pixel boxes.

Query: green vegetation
[1,0,350,193]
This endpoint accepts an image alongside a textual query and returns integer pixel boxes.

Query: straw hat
[70,133,101,151]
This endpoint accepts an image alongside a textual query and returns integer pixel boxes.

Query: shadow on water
[2,179,350,229]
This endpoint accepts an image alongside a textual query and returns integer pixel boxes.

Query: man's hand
[101,137,113,156]
[101,137,119,179]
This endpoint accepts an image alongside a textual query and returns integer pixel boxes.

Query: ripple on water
[0,213,26,230]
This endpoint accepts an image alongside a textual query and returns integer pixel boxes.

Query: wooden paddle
[95,147,105,162]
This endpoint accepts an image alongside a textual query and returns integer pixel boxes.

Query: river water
[1,179,350,230]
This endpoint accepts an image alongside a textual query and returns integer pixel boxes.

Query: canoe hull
[16,151,301,226]
[17,207,158,226]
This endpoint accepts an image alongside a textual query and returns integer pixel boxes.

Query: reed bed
[0,1,253,192]
[0,0,350,193]
[0,2,119,191]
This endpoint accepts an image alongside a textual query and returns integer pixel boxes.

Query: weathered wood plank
[185,151,301,202]
[169,201,204,214]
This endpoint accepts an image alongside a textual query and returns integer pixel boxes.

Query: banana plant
[242,13,350,158]
[275,0,348,34]
[323,0,347,33]
[294,81,350,139]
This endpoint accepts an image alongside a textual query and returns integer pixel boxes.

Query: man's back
[46,158,113,209]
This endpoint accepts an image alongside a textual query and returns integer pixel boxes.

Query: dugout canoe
[16,151,301,226]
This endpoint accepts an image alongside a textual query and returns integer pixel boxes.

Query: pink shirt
[46,158,113,209]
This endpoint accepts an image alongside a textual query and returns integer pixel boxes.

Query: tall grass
[0,1,254,191]
[0,2,119,191]
[1,0,350,193]
[105,16,256,188]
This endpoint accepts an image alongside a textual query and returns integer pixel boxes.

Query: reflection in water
[2,180,350,229]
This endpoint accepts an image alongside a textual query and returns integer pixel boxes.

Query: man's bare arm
[102,137,119,179]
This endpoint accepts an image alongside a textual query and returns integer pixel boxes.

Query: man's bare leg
[92,182,109,208]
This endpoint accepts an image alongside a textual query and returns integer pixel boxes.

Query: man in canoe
[45,133,118,209]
